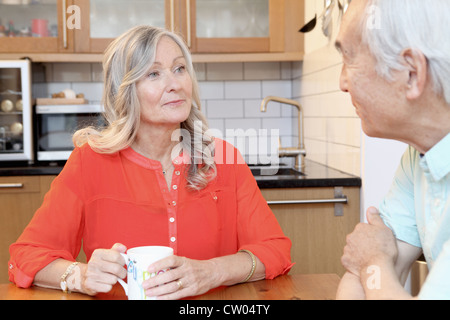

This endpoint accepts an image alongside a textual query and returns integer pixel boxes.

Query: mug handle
[117,253,128,296]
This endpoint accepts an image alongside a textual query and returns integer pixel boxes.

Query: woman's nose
[165,73,182,92]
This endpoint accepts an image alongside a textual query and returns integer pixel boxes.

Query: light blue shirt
[379,133,450,300]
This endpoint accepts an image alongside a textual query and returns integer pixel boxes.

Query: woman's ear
[401,48,428,100]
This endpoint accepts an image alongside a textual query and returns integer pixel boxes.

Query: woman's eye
[175,65,186,73]
[148,71,159,78]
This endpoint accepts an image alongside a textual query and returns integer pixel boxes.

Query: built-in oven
[35,104,104,162]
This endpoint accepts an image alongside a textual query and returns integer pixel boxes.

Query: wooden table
[0,274,339,300]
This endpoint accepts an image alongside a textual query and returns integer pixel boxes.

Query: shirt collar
[422,133,450,181]
[121,147,188,170]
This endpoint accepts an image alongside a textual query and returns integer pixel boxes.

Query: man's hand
[342,207,398,276]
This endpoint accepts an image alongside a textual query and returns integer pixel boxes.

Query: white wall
[361,135,407,221]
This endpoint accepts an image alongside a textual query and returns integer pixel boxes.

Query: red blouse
[8,139,293,288]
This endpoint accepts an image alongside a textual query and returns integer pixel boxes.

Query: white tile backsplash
[262,80,292,98]
[262,118,292,137]
[206,99,244,119]
[244,62,281,80]
[198,81,224,100]
[224,118,262,132]
[244,99,281,118]
[224,81,261,99]
[207,63,243,81]
[71,82,104,102]
[33,82,68,100]
[52,63,92,82]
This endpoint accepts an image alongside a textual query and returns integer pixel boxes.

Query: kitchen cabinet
[0,174,88,283]
[74,0,170,53]
[0,0,74,53]
[262,186,360,276]
[0,0,172,54]
[0,175,55,283]
[77,0,302,55]
[186,0,284,54]
[0,0,304,62]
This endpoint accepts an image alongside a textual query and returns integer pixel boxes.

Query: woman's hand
[80,243,127,295]
[142,255,221,300]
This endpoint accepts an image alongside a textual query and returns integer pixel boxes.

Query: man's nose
[339,65,349,93]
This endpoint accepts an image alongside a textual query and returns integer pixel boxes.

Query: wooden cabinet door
[262,187,360,276]
[0,0,74,53]
[74,0,171,53]
[186,0,285,53]
[0,175,55,283]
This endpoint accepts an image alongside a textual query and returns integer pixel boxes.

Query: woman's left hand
[142,255,220,300]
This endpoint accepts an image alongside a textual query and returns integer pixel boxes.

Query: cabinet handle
[267,188,348,217]
[186,0,191,47]
[170,0,175,32]
[0,183,24,189]
[267,198,347,205]
[62,0,68,48]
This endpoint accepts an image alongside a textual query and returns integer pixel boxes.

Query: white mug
[118,246,173,300]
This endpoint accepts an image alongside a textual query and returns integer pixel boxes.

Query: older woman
[8,26,292,299]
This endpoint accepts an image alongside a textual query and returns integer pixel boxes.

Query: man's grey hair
[361,0,450,104]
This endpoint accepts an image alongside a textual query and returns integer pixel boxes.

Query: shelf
[193,52,304,63]
[0,52,304,63]
[0,90,22,95]
[0,111,22,114]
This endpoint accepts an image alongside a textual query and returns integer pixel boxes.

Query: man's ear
[400,48,428,100]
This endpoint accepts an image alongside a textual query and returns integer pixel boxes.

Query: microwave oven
[35,104,105,162]
[0,60,33,163]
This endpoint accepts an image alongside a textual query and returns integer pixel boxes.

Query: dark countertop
[0,159,361,189]
[252,159,361,188]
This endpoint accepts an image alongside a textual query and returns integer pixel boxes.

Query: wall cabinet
[0,0,304,62]
[262,186,360,277]
[0,175,55,283]
[75,0,299,54]
[0,0,72,53]
[186,0,284,54]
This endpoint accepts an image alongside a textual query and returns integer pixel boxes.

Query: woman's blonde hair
[73,25,216,190]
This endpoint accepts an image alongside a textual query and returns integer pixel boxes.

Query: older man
[335,0,450,299]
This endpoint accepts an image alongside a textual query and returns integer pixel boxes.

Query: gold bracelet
[238,250,256,283]
[60,262,79,293]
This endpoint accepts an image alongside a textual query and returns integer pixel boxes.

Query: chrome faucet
[260,96,306,171]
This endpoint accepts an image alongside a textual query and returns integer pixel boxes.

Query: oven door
[0,60,33,162]
[36,104,104,161]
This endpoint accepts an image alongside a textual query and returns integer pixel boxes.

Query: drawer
[0,176,40,194]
